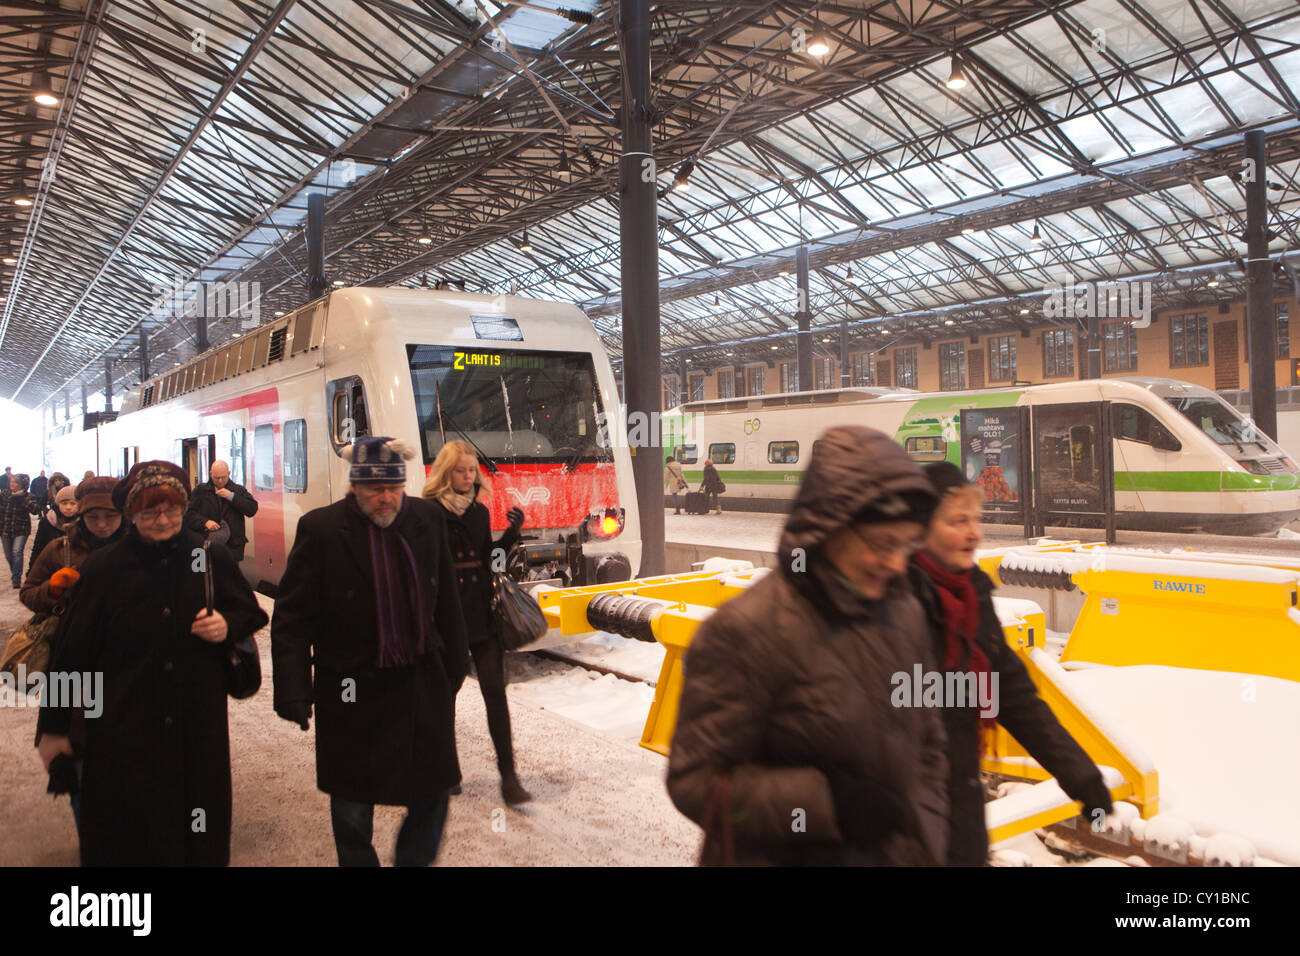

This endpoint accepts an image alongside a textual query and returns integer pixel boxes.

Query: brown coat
[19,522,88,616]
[666,426,949,865]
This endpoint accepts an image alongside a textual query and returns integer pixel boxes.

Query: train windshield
[1163,395,1271,450]
[408,345,612,465]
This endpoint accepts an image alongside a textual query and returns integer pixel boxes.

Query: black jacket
[270,494,470,804]
[907,561,1106,866]
[700,462,724,494]
[430,495,519,646]
[667,426,948,866]
[0,486,40,537]
[30,475,47,504]
[27,508,70,574]
[36,526,268,866]
[184,480,259,560]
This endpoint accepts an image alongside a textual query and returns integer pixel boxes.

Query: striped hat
[113,460,189,514]
[343,436,415,485]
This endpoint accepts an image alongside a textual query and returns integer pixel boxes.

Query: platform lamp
[32,74,59,107]
[946,52,968,90]
[519,230,533,253]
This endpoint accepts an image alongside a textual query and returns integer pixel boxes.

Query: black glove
[506,506,524,530]
[47,753,79,796]
[1073,776,1114,829]
[277,700,311,731]
[826,770,909,851]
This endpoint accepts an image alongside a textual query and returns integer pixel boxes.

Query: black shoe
[448,783,462,795]
[501,772,532,805]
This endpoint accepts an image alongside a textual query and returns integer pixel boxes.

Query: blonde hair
[422,440,492,502]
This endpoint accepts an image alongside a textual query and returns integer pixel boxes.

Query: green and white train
[661,377,1300,535]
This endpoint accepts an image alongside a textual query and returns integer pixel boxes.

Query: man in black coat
[184,460,258,561]
[271,436,470,867]
[30,470,47,505]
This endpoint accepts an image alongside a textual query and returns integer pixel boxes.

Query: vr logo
[507,487,551,506]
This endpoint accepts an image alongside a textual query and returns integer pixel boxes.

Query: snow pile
[1203,833,1256,867]
[507,655,657,741]
[1143,813,1194,863]
[538,631,667,684]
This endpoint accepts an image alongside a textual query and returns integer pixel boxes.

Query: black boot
[501,770,532,805]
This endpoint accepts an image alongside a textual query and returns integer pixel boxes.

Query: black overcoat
[430,495,519,646]
[270,495,470,805]
[36,526,268,866]
[184,479,259,560]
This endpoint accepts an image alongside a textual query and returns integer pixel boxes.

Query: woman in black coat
[907,462,1112,866]
[28,480,79,574]
[699,459,724,514]
[36,461,268,866]
[422,440,530,804]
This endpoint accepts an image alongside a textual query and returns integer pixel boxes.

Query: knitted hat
[54,484,78,507]
[342,436,415,485]
[922,461,970,499]
[76,476,121,514]
[113,460,189,514]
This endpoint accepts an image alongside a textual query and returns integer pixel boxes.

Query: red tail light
[585,507,625,540]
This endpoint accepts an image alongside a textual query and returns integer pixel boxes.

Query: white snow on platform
[664,510,785,551]
[1059,664,1300,865]
[506,653,659,742]
[538,630,666,684]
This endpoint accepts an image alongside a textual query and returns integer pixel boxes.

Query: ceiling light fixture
[845,265,853,280]
[1019,307,1030,315]
[332,279,345,287]
[671,160,696,192]
[519,230,533,252]
[418,234,432,244]
[713,294,720,306]
[946,55,968,91]
[14,195,32,207]
[1207,277,1221,288]
[1031,221,1042,243]
[557,152,573,179]
[806,20,830,58]
[2,256,15,265]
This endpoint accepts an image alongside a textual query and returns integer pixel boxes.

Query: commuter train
[45,288,641,591]
[661,377,1300,535]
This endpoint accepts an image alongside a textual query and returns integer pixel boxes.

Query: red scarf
[912,552,989,679]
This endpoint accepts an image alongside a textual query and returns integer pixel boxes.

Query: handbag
[0,536,71,685]
[491,573,549,651]
[204,540,261,699]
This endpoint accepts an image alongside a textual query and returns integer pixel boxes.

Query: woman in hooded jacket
[28,481,79,575]
[906,462,1113,866]
[667,426,950,866]
[422,440,531,805]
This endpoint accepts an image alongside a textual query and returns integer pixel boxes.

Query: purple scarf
[349,495,430,668]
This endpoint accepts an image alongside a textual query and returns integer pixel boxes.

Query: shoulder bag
[0,536,72,685]
[491,573,549,651]
[205,539,261,699]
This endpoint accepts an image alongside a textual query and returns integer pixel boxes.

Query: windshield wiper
[436,380,500,475]
[564,447,585,473]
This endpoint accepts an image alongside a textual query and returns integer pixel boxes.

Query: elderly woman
[28,481,79,575]
[906,462,1112,866]
[422,440,530,804]
[35,461,268,866]
[667,426,949,865]
[1,473,41,588]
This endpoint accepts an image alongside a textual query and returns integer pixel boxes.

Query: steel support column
[1245,130,1278,440]
[1086,313,1101,380]
[307,192,327,302]
[839,319,849,387]
[678,352,687,404]
[81,383,87,416]
[796,245,812,391]
[619,0,663,576]
[139,325,149,383]
[103,357,112,412]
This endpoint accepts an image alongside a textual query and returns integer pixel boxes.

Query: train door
[1030,402,1115,538]
[180,438,199,488]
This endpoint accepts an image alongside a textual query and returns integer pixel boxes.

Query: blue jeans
[670,492,680,511]
[2,534,26,584]
[329,793,451,867]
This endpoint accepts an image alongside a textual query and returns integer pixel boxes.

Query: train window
[675,444,698,464]
[230,429,246,486]
[709,443,736,464]
[471,315,523,341]
[292,310,314,355]
[327,376,370,454]
[254,424,274,491]
[768,441,799,464]
[905,436,947,462]
[284,419,307,494]
[1113,404,1181,452]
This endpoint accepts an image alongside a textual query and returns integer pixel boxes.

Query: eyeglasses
[851,526,923,558]
[134,505,183,523]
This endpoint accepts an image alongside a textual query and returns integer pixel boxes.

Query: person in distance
[907,462,1112,866]
[422,439,531,805]
[667,425,949,865]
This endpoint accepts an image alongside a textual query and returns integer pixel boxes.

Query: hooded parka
[35,525,268,866]
[270,494,470,805]
[666,426,950,865]
[907,562,1108,865]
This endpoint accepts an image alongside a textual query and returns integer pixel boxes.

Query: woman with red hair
[36,461,267,866]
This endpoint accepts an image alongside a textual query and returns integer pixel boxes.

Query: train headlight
[584,507,625,540]
[1240,459,1268,475]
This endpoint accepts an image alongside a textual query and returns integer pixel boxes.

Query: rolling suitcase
[684,491,709,515]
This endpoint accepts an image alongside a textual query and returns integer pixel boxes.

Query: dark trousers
[329,793,450,867]
[459,638,516,774]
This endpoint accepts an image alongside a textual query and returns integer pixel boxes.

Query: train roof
[675,377,1220,416]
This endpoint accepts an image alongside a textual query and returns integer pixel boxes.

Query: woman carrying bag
[35,461,267,866]
[422,440,531,805]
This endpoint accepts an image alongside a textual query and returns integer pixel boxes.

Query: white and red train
[45,288,641,592]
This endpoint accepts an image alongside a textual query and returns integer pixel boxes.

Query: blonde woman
[422,441,530,804]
